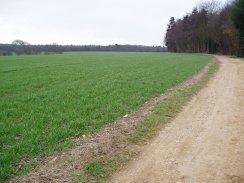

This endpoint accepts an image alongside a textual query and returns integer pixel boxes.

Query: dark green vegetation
[0,52,211,181]
[232,0,244,56]
[85,160,105,178]
[0,42,166,56]
[165,0,244,56]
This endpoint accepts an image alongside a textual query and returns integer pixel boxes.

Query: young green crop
[0,52,211,181]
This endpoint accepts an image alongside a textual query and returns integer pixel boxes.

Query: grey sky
[1,0,228,46]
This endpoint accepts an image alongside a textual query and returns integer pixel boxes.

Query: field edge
[77,57,219,182]
[5,54,216,183]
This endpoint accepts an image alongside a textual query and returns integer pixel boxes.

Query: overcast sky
[1,0,228,46]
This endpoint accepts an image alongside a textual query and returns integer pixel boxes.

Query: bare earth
[110,56,244,183]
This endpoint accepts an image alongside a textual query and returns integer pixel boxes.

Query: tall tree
[232,0,244,56]
[165,17,177,52]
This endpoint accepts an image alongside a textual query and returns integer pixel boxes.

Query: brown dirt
[8,56,213,183]
[110,56,244,183]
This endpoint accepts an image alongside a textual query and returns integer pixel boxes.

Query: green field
[0,52,211,181]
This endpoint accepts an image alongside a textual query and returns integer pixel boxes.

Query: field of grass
[0,52,211,181]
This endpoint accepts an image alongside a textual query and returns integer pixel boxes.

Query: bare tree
[164,0,240,55]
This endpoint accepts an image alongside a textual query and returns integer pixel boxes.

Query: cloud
[0,0,227,45]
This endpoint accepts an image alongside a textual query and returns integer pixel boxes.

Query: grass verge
[129,60,218,144]
[79,59,219,182]
[77,151,138,183]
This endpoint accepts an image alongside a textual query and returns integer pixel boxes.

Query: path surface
[110,56,244,183]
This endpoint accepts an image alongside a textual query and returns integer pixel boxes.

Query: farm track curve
[110,56,244,183]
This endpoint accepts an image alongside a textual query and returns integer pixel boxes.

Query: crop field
[0,52,211,181]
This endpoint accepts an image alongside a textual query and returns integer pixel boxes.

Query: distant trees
[0,40,64,56]
[165,0,243,56]
[12,40,30,46]
[0,43,167,56]
[12,40,32,55]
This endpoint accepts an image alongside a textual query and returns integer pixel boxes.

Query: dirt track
[111,56,244,183]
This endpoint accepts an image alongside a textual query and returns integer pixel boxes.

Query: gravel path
[110,56,244,183]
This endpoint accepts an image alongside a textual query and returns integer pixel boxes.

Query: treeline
[165,0,244,56]
[0,40,63,56]
[0,40,167,56]
[62,44,166,52]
